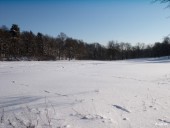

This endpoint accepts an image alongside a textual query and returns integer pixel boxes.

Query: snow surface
[0,58,170,128]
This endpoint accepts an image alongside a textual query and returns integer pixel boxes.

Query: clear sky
[0,0,170,45]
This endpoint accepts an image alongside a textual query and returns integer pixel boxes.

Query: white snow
[0,58,170,128]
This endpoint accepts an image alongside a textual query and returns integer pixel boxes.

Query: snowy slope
[0,59,170,128]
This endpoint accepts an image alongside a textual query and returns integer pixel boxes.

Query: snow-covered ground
[0,58,170,128]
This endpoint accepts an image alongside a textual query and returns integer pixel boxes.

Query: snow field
[0,59,170,128]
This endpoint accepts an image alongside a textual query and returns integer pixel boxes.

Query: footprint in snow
[158,119,170,124]
[113,105,130,113]
[123,117,129,121]
[44,90,50,93]
[55,93,67,97]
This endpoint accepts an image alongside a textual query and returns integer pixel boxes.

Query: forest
[0,24,170,61]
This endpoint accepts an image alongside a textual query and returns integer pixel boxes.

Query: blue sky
[0,0,170,45]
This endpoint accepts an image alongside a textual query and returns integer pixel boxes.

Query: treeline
[0,24,170,61]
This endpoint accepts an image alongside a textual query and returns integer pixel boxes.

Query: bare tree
[155,0,170,3]
[153,0,170,7]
